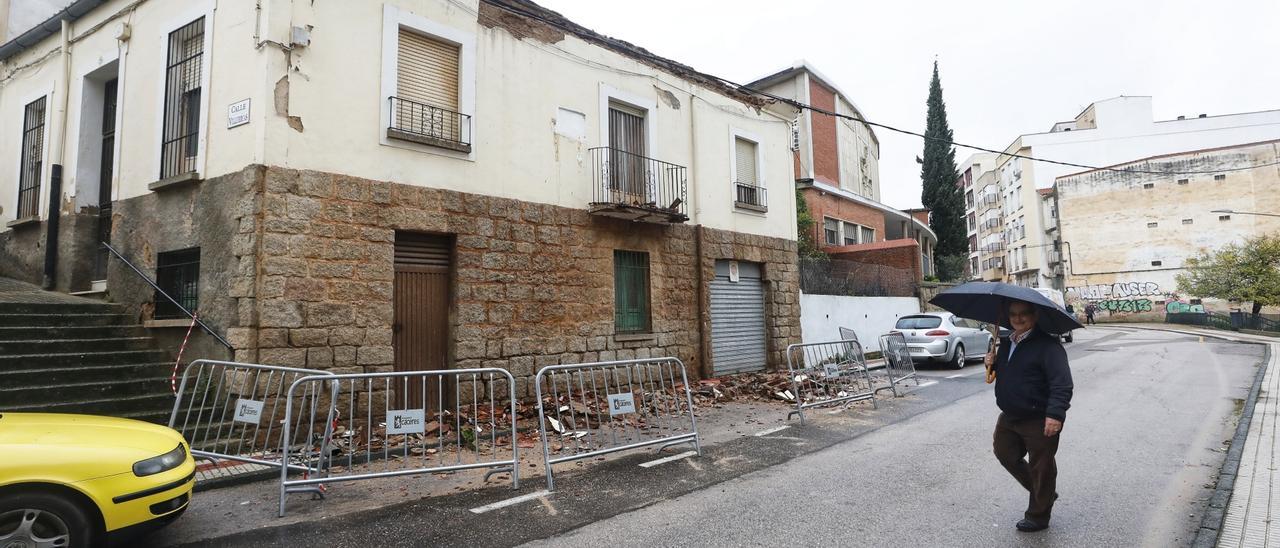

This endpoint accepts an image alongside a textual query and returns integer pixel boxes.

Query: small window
[1177,179,1189,185]
[613,250,651,334]
[1214,174,1226,181]
[155,248,200,319]
[1142,183,1154,189]
[1151,260,1163,266]
[842,222,858,246]
[1219,215,1231,221]
[861,226,875,244]
[1190,298,1202,305]
[390,27,468,149]
[1182,218,1193,225]
[734,137,758,186]
[824,218,839,246]
[17,96,47,219]
[1147,222,1158,228]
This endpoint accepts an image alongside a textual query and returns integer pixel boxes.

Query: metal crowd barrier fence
[877,332,919,397]
[277,368,519,517]
[785,339,878,424]
[168,360,335,483]
[535,357,701,491]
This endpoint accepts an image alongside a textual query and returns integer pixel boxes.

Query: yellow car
[0,413,195,547]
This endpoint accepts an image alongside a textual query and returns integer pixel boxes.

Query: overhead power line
[488,0,1280,178]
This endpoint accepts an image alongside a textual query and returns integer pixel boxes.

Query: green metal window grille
[155,248,200,320]
[614,250,651,334]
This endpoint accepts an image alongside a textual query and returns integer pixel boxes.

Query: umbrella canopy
[928,281,1084,335]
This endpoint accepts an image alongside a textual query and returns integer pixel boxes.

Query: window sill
[387,128,472,154]
[733,202,768,214]
[614,333,656,343]
[145,318,196,328]
[149,172,202,192]
[5,216,40,229]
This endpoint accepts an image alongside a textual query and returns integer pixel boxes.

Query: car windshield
[896,316,942,329]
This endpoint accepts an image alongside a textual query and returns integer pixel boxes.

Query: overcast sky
[538,0,1280,210]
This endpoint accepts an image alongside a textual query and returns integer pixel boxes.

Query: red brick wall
[831,241,923,280]
[801,187,885,247]
[909,210,930,226]
[809,81,839,186]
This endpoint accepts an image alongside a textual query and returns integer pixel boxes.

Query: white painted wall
[0,0,797,242]
[799,291,920,351]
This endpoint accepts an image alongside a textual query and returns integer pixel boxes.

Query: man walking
[984,299,1074,532]
[1084,303,1096,325]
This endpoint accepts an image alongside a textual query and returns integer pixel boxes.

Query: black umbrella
[928,281,1084,335]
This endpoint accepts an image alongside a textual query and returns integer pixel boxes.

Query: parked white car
[891,312,994,369]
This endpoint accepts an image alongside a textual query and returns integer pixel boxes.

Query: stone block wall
[223,166,800,394]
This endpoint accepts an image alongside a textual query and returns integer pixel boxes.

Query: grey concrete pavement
[524,327,1260,547]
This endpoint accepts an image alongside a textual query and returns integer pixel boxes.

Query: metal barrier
[877,332,919,397]
[278,368,519,516]
[785,339,878,424]
[168,360,335,482]
[535,358,701,491]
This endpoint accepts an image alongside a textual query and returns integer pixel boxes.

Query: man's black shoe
[1016,519,1049,532]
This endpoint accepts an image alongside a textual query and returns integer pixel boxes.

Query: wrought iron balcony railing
[589,147,688,223]
[734,182,768,211]
[387,96,471,153]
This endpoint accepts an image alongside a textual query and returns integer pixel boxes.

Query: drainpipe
[688,93,712,378]
[43,19,73,289]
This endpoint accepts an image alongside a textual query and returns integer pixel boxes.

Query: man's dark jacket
[994,329,1073,421]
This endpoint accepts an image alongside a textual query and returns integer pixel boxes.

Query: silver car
[891,312,993,369]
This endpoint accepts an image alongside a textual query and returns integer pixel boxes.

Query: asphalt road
[524,327,1260,547]
[185,327,1262,547]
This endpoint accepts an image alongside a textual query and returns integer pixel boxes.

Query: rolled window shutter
[397,29,460,111]
[734,138,757,185]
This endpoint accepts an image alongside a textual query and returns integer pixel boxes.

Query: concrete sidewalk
[1113,323,1279,547]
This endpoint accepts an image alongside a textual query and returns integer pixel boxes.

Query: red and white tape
[171,312,199,395]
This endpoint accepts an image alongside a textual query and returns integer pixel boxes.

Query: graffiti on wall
[1067,281,1204,315]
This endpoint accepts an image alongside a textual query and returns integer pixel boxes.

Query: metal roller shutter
[734,137,757,184]
[710,260,768,375]
[397,28,460,111]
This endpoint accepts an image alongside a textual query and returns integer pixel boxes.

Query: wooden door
[393,233,452,411]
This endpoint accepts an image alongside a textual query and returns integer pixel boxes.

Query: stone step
[0,337,156,354]
[0,349,173,369]
[0,375,175,407]
[0,392,178,421]
[0,362,176,386]
[0,302,125,315]
[0,313,133,327]
[0,325,148,341]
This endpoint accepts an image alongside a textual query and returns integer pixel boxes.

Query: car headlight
[133,443,187,477]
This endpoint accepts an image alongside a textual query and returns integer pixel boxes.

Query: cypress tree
[919,61,966,281]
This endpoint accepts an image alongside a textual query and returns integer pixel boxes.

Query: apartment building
[1056,140,1280,321]
[750,62,936,285]
[962,96,1280,288]
[0,0,802,386]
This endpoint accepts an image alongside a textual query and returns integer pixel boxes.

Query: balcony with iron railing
[733,182,768,212]
[589,147,688,223]
[387,96,472,153]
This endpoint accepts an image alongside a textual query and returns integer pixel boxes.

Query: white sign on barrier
[823,363,842,378]
[608,392,636,416]
[233,398,264,424]
[386,409,426,435]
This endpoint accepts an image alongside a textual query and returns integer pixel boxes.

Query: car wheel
[1064,334,1074,343]
[950,343,965,369]
[0,491,97,548]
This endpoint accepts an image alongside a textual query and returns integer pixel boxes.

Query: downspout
[43,19,72,289]
[690,93,710,379]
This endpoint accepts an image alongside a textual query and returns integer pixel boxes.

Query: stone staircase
[0,279,177,424]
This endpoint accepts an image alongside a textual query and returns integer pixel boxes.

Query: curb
[1192,340,1271,547]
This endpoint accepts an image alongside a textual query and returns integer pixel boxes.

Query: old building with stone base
[0,0,801,397]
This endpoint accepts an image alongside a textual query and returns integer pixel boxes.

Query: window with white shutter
[734,138,757,185]
[732,134,766,211]
[389,28,470,151]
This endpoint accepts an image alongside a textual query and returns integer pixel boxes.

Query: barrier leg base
[787,409,805,425]
[655,438,697,454]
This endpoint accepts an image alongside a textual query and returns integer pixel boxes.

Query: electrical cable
[486,0,1280,177]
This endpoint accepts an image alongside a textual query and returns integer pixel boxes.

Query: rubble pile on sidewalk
[689,372,798,405]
